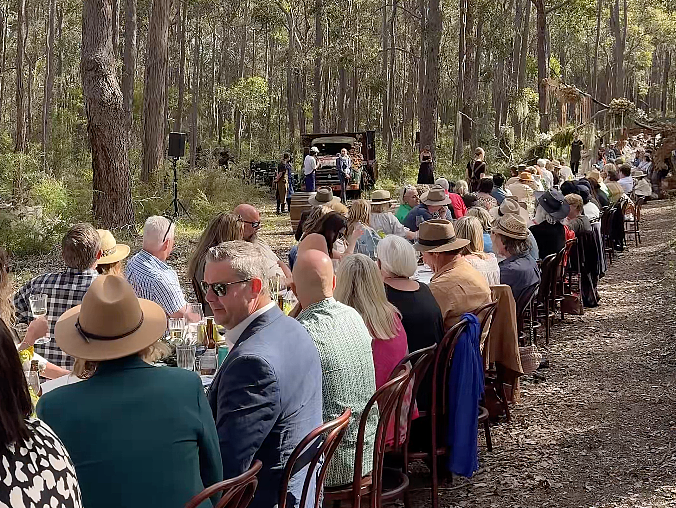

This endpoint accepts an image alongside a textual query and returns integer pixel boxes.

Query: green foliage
[223,77,269,116]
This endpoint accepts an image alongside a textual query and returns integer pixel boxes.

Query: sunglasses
[200,279,251,297]
[237,216,261,229]
[162,216,175,243]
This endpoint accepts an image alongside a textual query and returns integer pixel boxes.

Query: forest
[0,0,674,252]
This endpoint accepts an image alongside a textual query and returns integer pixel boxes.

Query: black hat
[536,189,570,220]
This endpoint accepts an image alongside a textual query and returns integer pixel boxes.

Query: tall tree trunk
[420,0,440,159]
[417,0,426,131]
[454,0,466,160]
[174,0,187,131]
[122,0,136,129]
[386,0,397,161]
[284,10,296,144]
[234,20,246,155]
[112,0,120,58]
[380,0,389,145]
[470,14,482,147]
[42,0,57,170]
[141,0,169,182]
[534,0,549,132]
[15,0,26,152]
[662,50,671,115]
[189,20,199,170]
[82,0,134,227]
[312,0,322,132]
[592,0,602,99]
[0,6,6,126]
[337,65,347,131]
[461,0,474,143]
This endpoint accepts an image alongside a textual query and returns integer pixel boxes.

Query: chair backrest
[391,345,437,457]
[185,460,262,508]
[430,318,471,423]
[536,254,557,303]
[515,282,539,335]
[634,196,646,221]
[474,300,498,363]
[349,365,410,508]
[278,408,352,508]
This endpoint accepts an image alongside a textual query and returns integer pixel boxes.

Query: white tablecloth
[413,265,434,285]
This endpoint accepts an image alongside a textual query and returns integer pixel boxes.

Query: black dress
[385,282,444,412]
[417,153,435,184]
[467,160,486,192]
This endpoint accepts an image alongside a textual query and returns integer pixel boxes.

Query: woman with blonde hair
[335,254,412,443]
[347,199,381,259]
[188,212,244,314]
[96,230,130,275]
[466,206,494,253]
[454,216,500,285]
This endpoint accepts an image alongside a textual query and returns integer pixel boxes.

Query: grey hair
[455,180,469,195]
[206,240,269,294]
[143,216,174,250]
[376,235,417,278]
[434,178,449,191]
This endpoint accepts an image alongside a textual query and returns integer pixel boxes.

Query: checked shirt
[14,268,98,369]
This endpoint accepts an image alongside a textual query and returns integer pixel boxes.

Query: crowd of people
[1,136,659,508]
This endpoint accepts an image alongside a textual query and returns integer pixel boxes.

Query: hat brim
[536,194,570,220]
[420,191,451,206]
[414,237,470,253]
[54,299,168,361]
[97,243,130,265]
[370,199,396,205]
[493,222,529,240]
[308,196,340,207]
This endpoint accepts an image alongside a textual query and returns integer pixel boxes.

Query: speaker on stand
[167,132,189,218]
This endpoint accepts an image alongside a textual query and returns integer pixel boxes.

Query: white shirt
[559,166,573,181]
[618,176,634,194]
[583,202,600,221]
[303,154,318,176]
[540,168,554,189]
[225,301,276,347]
[370,212,408,238]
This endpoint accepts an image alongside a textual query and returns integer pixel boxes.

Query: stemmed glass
[28,294,49,344]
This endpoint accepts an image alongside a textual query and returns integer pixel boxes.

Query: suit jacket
[37,355,222,508]
[208,305,323,508]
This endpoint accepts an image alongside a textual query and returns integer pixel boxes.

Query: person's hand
[24,316,49,347]
[349,224,365,241]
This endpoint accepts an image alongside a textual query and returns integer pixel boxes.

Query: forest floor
[12,197,676,508]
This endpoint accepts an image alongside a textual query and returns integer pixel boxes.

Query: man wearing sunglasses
[204,240,322,508]
[233,203,292,286]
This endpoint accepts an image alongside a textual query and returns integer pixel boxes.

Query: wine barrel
[290,192,315,232]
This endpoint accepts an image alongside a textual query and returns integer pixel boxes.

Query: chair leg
[431,415,438,508]
[483,421,493,452]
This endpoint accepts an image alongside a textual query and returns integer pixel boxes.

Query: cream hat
[420,185,451,206]
[96,229,130,265]
[308,187,340,206]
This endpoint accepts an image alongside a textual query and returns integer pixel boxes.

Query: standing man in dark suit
[204,240,323,508]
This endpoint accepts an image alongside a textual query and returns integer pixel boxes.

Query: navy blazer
[208,305,323,508]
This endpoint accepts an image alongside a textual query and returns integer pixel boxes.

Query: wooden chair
[185,460,262,508]
[559,238,578,320]
[324,365,411,508]
[600,206,615,265]
[475,300,506,423]
[279,408,352,508]
[535,254,557,344]
[515,282,540,346]
[625,196,645,246]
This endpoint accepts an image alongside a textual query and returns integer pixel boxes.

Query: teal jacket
[37,355,222,508]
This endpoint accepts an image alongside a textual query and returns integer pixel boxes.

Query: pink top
[370,314,419,445]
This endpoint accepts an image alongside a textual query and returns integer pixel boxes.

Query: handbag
[519,344,542,375]
[562,293,584,315]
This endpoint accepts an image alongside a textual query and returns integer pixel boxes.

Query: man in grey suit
[204,240,322,508]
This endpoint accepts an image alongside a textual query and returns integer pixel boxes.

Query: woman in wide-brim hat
[308,186,340,207]
[36,275,223,508]
[370,190,416,240]
[530,189,570,259]
[96,229,130,276]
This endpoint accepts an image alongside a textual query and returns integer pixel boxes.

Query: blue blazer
[208,305,323,508]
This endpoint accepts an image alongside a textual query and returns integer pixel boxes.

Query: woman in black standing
[467,146,486,192]
[417,145,435,184]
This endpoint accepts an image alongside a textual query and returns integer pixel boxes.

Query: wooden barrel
[290,192,315,233]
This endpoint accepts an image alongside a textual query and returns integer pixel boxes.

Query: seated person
[347,200,382,259]
[490,173,510,204]
[403,185,453,232]
[475,177,498,211]
[369,190,416,240]
[293,249,378,486]
[435,177,467,218]
[466,206,495,253]
[394,185,420,223]
[529,190,570,259]
[491,214,541,303]
[618,163,634,194]
[414,220,491,330]
[454,216,500,285]
[564,194,592,236]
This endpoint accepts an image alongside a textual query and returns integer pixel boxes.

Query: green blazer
[37,355,222,508]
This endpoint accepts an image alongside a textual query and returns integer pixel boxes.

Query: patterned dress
[1,418,83,508]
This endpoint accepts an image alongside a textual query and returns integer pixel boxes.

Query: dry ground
[12,198,676,508]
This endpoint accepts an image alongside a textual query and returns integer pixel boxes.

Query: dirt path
[409,200,676,507]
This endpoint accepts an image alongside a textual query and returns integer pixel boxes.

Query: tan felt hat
[55,275,168,361]
[96,229,131,265]
[420,185,451,206]
[414,219,470,253]
[308,187,340,206]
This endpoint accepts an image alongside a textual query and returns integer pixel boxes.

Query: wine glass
[28,294,49,344]
[186,303,204,324]
[168,317,186,345]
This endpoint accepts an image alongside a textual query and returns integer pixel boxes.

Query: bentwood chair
[323,366,411,508]
[279,408,352,508]
[559,238,578,320]
[625,196,645,246]
[535,254,557,344]
[185,460,262,508]
[515,282,540,346]
[475,300,504,424]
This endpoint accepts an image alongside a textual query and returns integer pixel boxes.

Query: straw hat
[536,189,570,220]
[420,185,451,206]
[414,219,470,253]
[308,187,340,206]
[518,171,534,182]
[96,229,130,265]
[370,189,396,204]
[630,168,647,178]
[493,213,529,240]
[492,196,529,222]
[54,275,167,361]
[586,169,602,183]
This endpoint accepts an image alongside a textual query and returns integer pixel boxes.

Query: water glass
[187,303,204,323]
[168,317,185,344]
[176,344,196,371]
[28,294,49,344]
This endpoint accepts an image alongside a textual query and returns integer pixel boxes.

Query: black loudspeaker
[168,132,186,158]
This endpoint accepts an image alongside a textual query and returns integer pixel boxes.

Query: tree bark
[592,0,602,99]
[381,0,389,145]
[15,0,27,152]
[454,0,466,160]
[461,0,474,143]
[189,20,199,170]
[141,0,170,182]
[42,0,57,169]
[312,0,322,132]
[112,0,120,58]
[420,0,440,159]
[122,0,137,129]
[534,0,549,132]
[0,6,6,126]
[337,65,347,131]
[234,19,246,154]
[662,50,671,115]
[82,0,134,228]
[174,0,187,131]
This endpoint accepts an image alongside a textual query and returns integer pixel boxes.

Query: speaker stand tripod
[167,156,190,219]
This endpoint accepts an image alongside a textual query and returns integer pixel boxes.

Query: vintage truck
[300,131,378,198]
